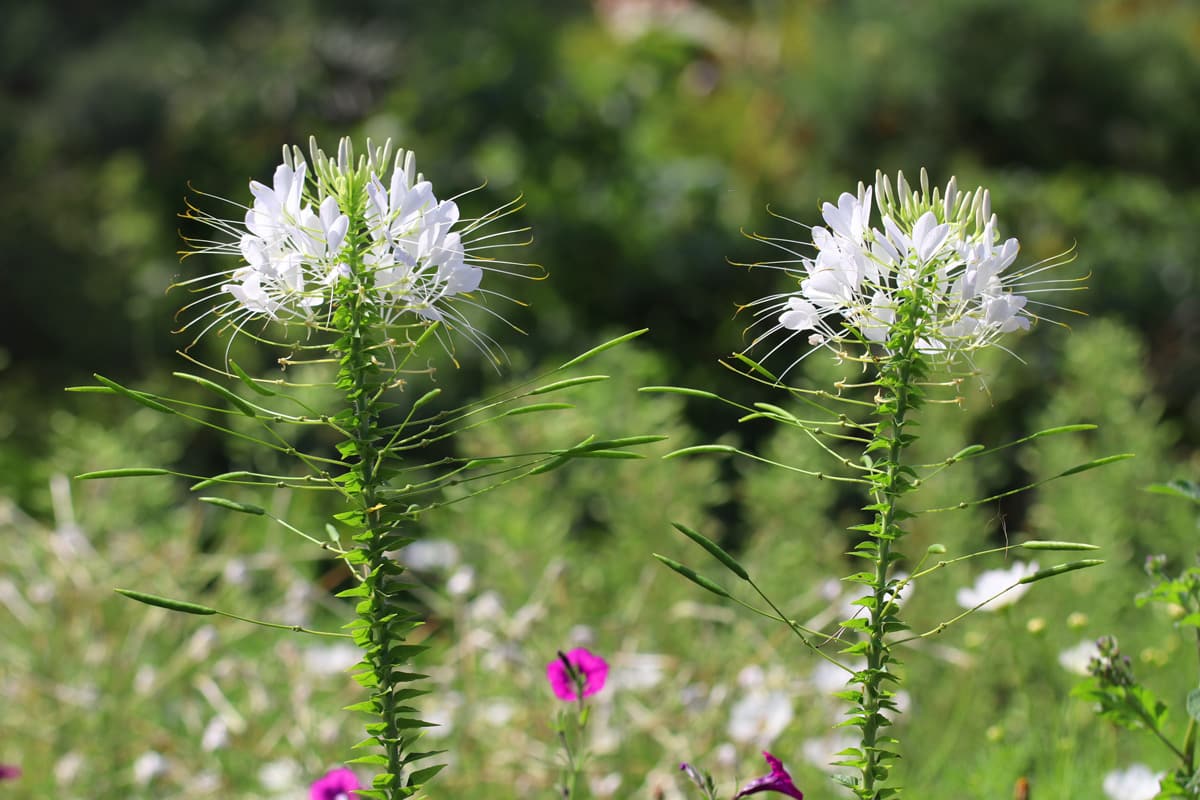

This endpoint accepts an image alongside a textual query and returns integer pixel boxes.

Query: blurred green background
[1,1,1198,798]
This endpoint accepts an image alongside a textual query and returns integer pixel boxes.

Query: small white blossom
[132,751,168,786]
[1058,639,1102,676]
[955,561,1039,611]
[1103,764,1163,800]
[727,689,793,745]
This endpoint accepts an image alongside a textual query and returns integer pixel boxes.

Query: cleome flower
[176,138,534,361]
[743,169,1076,375]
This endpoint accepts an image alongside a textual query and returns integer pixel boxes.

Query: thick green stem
[857,302,923,800]
[336,178,421,798]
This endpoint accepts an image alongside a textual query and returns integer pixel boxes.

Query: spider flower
[546,647,609,701]
[744,169,1076,374]
[734,751,804,800]
[177,138,533,361]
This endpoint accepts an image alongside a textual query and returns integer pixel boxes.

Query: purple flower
[310,767,360,800]
[734,752,804,800]
[546,647,609,701]
[0,764,20,781]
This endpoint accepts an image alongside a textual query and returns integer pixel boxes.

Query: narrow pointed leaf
[197,496,266,515]
[671,521,749,580]
[638,385,722,400]
[530,375,609,395]
[229,359,277,395]
[1018,559,1105,583]
[556,329,648,370]
[93,374,175,414]
[115,588,216,615]
[1020,540,1099,551]
[76,468,173,480]
[174,371,257,416]
[653,554,732,599]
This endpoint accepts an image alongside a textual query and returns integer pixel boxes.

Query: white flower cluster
[181,140,513,353]
[362,156,483,325]
[748,169,1064,371]
[223,161,350,319]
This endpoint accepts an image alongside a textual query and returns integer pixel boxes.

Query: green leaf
[76,468,172,480]
[197,496,266,515]
[653,554,732,599]
[1018,559,1105,583]
[1058,454,1135,477]
[502,402,574,416]
[409,387,442,412]
[1020,540,1100,551]
[638,385,722,401]
[1187,688,1200,721]
[92,374,175,414]
[173,371,257,416]
[663,444,737,459]
[556,329,648,369]
[529,375,609,394]
[1146,480,1200,505]
[671,521,749,580]
[189,470,254,491]
[115,588,216,615]
[229,359,277,395]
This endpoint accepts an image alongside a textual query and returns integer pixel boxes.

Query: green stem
[858,312,922,799]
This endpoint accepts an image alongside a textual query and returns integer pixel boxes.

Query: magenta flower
[310,767,360,800]
[734,752,804,800]
[0,764,20,781]
[546,647,609,701]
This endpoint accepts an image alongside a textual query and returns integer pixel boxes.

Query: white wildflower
[1058,639,1102,676]
[727,689,793,746]
[744,168,1076,376]
[177,138,535,362]
[1102,764,1163,800]
[955,561,1039,611]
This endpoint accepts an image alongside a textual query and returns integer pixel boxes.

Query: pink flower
[734,752,804,800]
[546,648,609,701]
[310,767,360,800]
[0,765,20,781]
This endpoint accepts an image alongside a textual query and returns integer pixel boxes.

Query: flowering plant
[75,138,658,799]
[649,169,1124,799]
[546,647,611,798]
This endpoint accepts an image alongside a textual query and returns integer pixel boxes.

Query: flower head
[178,138,535,362]
[744,169,1076,376]
[1102,764,1163,800]
[546,647,609,701]
[0,764,20,781]
[310,766,360,800]
[955,561,1039,611]
[734,751,804,800]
